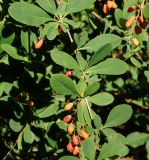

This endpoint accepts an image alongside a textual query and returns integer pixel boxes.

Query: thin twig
[91,11,104,22]
[67,29,73,43]
[91,11,114,31]
[85,97,93,119]
[3,140,17,160]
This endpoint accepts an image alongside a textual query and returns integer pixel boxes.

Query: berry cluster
[63,103,89,156]
[126,3,148,33]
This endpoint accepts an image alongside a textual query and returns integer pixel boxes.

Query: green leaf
[87,58,128,75]
[67,0,95,14]
[126,132,149,148]
[94,115,102,129]
[46,22,59,40]
[76,80,87,97]
[51,50,79,69]
[88,44,112,67]
[84,82,100,96]
[21,30,29,53]
[77,99,86,125]
[75,31,89,48]
[88,92,114,106]
[17,131,23,150]
[82,138,96,160]
[130,57,142,68]
[56,120,68,132]
[50,74,78,95]
[98,137,128,160]
[8,2,51,26]
[36,0,56,15]
[144,3,149,19]
[1,44,28,61]
[76,52,87,70]
[114,9,125,28]
[104,104,133,128]
[23,124,35,144]
[64,19,81,28]
[59,156,79,160]
[36,104,59,118]
[0,82,13,97]
[146,140,149,159]
[0,25,15,54]
[9,119,23,132]
[83,100,92,127]
[81,34,121,52]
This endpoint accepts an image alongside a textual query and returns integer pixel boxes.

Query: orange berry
[72,135,79,145]
[135,26,142,34]
[107,1,117,9]
[63,115,72,123]
[132,38,139,46]
[127,6,136,12]
[27,100,34,107]
[64,102,73,111]
[103,4,109,14]
[137,16,144,24]
[73,146,79,156]
[66,142,74,152]
[80,130,89,139]
[67,123,75,134]
[34,39,44,49]
[65,71,72,77]
[125,16,135,28]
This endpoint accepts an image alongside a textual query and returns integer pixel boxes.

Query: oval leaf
[9,2,51,26]
[88,58,128,75]
[81,34,121,52]
[1,44,28,61]
[82,138,96,160]
[104,104,133,128]
[126,132,149,148]
[59,156,79,160]
[88,44,112,67]
[36,0,56,15]
[36,104,59,118]
[50,74,78,95]
[51,50,79,69]
[23,124,35,144]
[88,92,114,106]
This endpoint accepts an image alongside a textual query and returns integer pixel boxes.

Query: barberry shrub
[0,0,149,159]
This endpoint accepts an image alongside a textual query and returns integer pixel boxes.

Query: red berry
[34,39,44,49]
[27,100,34,107]
[73,146,79,156]
[67,142,74,152]
[65,71,72,77]
[72,135,79,145]
[137,16,144,24]
[63,115,72,123]
[127,6,136,12]
[140,20,148,29]
[58,25,63,33]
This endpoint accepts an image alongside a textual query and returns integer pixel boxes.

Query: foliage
[0,0,148,159]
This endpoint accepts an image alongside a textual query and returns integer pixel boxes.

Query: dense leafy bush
[0,0,149,159]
